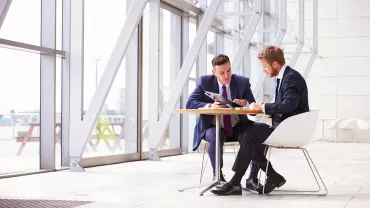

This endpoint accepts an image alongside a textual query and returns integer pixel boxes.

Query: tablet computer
[205,91,243,108]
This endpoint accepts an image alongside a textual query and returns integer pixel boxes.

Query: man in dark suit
[186,54,261,187]
[212,46,309,195]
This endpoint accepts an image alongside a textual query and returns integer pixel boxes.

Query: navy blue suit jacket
[265,66,309,128]
[186,74,255,151]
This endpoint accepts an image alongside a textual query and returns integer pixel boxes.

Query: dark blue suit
[232,66,310,174]
[186,74,255,175]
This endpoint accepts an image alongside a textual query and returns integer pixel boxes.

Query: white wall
[295,0,370,142]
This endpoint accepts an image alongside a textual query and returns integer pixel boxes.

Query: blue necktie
[221,85,233,137]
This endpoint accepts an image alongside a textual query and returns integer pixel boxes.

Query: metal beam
[217,12,253,16]
[0,0,12,29]
[61,0,71,167]
[124,0,139,153]
[69,0,148,167]
[233,0,262,74]
[242,2,252,77]
[303,0,318,79]
[148,0,160,160]
[40,0,56,170]
[252,0,286,98]
[161,0,202,16]
[215,1,224,55]
[69,0,84,171]
[168,12,182,149]
[288,0,304,67]
[181,15,190,153]
[0,38,65,57]
[232,0,240,60]
[196,0,208,77]
[152,0,223,150]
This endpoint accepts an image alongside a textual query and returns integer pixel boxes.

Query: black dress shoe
[211,182,242,196]
[245,178,262,191]
[257,173,286,194]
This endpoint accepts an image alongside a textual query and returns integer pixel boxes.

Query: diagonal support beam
[69,0,148,167]
[150,0,223,150]
[302,0,318,79]
[288,0,304,67]
[233,0,262,74]
[252,0,286,98]
[0,0,12,29]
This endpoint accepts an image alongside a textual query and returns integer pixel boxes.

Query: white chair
[322,118,339,141]
[355,119,370,141]
[260,110,328,196]
[337,119,358,142]
[356,119,369,130]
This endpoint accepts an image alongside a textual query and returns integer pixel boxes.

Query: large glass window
[0,48,40,174]
[207,31,215,75]
[82,0,138,158]
[186,17,198,152]
[0,0,41,45]
[142,7,182,152]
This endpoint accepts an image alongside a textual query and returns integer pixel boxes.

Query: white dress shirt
[262,64,288,113]
[276,64,287,93]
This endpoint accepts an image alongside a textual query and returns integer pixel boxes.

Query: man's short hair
[258,46,285,65]
[212,54,230,67]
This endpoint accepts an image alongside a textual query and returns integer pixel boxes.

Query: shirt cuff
[262,103,266,113]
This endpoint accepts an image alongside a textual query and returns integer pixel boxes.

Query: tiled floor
[0,142,370,208]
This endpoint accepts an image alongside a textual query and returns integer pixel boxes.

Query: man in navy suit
[212,46,309,195]
[186,54,261,187]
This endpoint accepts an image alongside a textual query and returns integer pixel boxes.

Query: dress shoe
[211,182,242,196]
[245,178,262,191]
[257,173,286,194]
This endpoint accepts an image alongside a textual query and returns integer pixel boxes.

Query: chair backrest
[263,110,320,148]
[337,118,356,130]
[356,119,370,130]
[323,118,339,130]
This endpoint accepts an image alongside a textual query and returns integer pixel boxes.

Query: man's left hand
[233,99,248,107]
[249,102,263,111]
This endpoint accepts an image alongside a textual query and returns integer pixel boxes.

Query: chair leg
[200,144,209,184]
[232,145,237,157]
[350,129,359,143]
[265,148,328,195]
[302,148,328,196]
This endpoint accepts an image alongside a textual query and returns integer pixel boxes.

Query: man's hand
[249,102,263,111]
[233,99,248,107]
[209,101,226,109]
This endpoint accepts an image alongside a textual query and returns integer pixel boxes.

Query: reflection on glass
[0,48,40,174]
[186,18,198,152]
[82,0,138,158]
[207,31,215,74]
[142,7,182,151]
[0,0,41,45]
[189,17,197,79]
[55,58,62,169]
